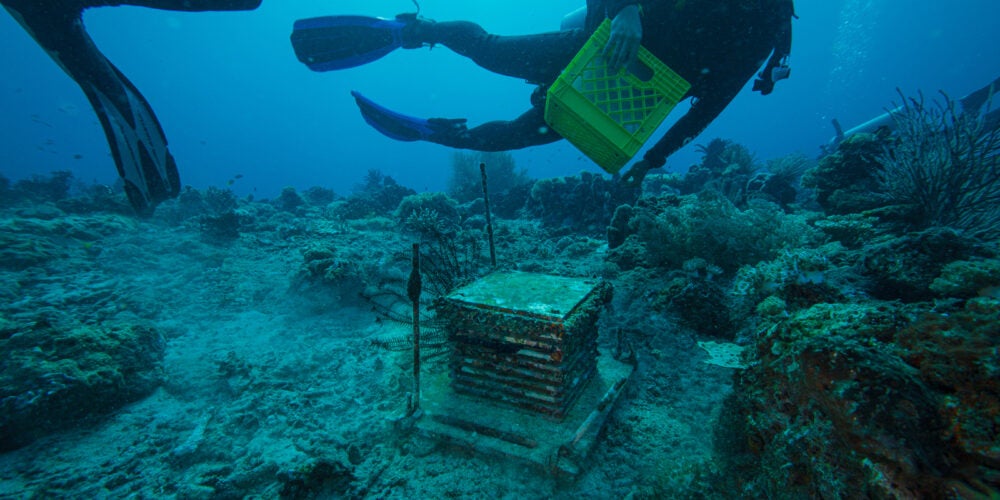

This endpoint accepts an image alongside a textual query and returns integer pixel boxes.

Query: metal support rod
[480,162,498,268]
[567,377,627,449]
[407,243,422,414]
[432,414,539,449]
[547,377,627,475]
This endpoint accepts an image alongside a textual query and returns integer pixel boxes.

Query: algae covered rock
[929,258,1000,298]
[802,133,887,214]
[861,227,994,301]
[892,297,1000,488]
[0,317,165,451]
[716,300,1000,497]
[729,244,850,318]
[654,260,733,339]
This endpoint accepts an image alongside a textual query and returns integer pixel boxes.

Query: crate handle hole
[627,59,654,82]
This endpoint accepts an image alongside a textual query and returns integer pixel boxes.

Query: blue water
[2,0,999,198]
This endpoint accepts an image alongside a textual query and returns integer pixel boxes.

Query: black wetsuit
[1,0,262,215]
[414,0,795,169]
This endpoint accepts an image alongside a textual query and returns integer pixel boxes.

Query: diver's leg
[432,105,562,151]
[1,0,260,10]
[959,76,1000,117]
[411,20,588,84]
[100,0,261,10]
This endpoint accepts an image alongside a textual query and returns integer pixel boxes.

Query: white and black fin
[83,62,180,216]
[2,0,262,215]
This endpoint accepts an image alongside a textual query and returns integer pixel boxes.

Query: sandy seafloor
[0,193,731,498]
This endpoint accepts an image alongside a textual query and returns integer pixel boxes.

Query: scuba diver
[291,0,795,185]
[1,0,263,216]
[824,75,1000,155]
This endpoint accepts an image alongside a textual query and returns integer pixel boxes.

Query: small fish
[72,154,83,160]
[31,115,53,128]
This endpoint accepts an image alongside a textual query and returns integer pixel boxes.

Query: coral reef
[729,244,852,322]
[606,203,634,250]
[525,171,638,235]
[3,113,999,499]
[204,186,239,214]
[802,133,887,215]
[653,258,734,339]
[608,192,821,275]
[395,192,461,235]
[811,213,879,249]
[658,138,761,205]
[10,170,74,203]
[301,186,337,207]
[447,151,532,218]
[1,171,132,215]
[333,170,416,220]
[273,186,305,213]
[744,153,812,209]
[876,92,1000,239]
[197,211,243,242]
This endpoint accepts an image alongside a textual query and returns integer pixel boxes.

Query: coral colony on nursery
[3,2,1000,497]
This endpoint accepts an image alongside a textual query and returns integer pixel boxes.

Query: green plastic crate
[545,19,691,174]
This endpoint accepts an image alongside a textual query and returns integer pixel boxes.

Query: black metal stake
[407,243,422,414]
[480,162,497,268]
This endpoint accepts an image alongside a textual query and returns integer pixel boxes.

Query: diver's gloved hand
[605,4,642,71]
[620,158,653,187]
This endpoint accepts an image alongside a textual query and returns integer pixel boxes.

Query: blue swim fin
[291,15,414,72]
[351,91,467,143]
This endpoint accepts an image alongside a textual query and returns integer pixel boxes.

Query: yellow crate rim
[544,19,691,173]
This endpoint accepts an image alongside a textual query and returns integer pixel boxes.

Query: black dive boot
[395,13,438,48]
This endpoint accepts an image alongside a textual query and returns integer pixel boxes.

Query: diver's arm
[621,93,736,186]
[620,86,740,185]
[645,89,739,168]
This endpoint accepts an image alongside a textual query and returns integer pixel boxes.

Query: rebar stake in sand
[480,162,497,268]
[407,243,422,414]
